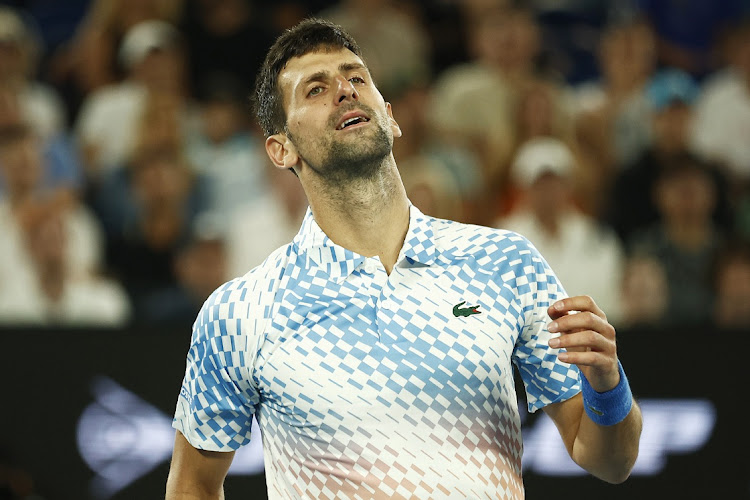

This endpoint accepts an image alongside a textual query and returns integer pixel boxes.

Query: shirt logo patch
[452,301,482,317]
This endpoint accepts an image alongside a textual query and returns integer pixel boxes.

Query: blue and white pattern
[173,205,581,499]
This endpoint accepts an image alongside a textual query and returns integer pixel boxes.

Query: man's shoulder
[431,217,537,263]
[196,243,299,322]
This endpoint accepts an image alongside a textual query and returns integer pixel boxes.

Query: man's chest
[254,263,524,426]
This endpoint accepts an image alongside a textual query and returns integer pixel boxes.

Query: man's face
[276,48,401,183]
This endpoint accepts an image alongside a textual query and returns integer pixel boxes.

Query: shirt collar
[293,204,437,280]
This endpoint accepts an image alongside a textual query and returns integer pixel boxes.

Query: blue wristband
[580,361,633,426]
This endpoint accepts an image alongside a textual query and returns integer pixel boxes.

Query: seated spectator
[627,153,725,327]
[712,241,750,329]
[140,213,229,325]
[103,147,209,320]
[690,18,750,186]
[0,84,84,199]
[495,136,626,325]
[0,123,103,282]
[0,124,125,326]
[185,73,271,219]
[47,0,183,100]
[618,255,668,328]
[497,80,597,220]
[91,89,197,237]
[0,205,130,326]
[0,6,67,141]
[178,0,277,100]
[74,18,199,179]
[428,3,560,197]
[606,67,733,244]
[573,19,657,173]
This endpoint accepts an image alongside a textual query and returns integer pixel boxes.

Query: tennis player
[166,18,642,499]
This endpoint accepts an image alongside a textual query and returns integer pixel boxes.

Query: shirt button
[381,300,395,311]
[364,261,376,273]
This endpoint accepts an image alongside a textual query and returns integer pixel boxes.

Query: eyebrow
[300,62,368,88]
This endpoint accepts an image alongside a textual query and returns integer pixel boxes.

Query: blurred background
[0,0,748,498]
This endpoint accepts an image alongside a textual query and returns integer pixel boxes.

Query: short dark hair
[252,18,363,137]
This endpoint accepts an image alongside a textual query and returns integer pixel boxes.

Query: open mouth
[336,113,371,130]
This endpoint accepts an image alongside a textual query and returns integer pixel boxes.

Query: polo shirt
[173,204,581,499]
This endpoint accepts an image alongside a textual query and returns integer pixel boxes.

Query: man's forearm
[165,478,225,500]
[572,400,643,484]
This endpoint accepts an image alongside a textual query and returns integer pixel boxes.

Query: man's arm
[542,295,643,484]
[165,430,236,499]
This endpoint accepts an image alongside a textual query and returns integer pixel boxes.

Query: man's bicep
[166,430,236,499]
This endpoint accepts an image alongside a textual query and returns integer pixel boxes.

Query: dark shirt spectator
[627,153,725,327]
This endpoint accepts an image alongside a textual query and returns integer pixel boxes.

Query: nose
[334,75,358,104]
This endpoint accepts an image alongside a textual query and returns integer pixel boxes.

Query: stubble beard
[291,104,394,186]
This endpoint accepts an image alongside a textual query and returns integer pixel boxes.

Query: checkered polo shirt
[173,204,581,499]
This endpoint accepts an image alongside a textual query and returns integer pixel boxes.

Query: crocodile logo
[452,301,482,317]
[588,405,604,417]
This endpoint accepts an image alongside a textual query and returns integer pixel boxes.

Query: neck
[303,156,411,274]
[666,219,711,250]
[38,263,65,302]
[535,210,561,238]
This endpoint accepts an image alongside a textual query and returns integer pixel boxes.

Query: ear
[265,133,300,171]
[385,102,402,139]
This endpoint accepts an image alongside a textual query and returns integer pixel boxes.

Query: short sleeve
[172,282,261,451]
[510,235,581,413]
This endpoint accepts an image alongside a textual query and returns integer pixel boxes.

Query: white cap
[118,20,180,70]
[510,136,575,188]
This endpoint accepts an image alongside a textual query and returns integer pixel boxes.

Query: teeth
[338,116,368,130]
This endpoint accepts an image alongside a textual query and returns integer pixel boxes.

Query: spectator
[627,153,725,327]
[0,204,130,326]
[47,0,183,109]
[428,3,570,223]
[103,147,208,319]
[498,80,598,219]
[495,136,626,325]
[618,254,668,328]
[0,6,67,141]
[185,73,271,220]
[91,89,197,237]
[74,18,198,179]
[690,18,750,186]
[0,84,84,199]
[178,0,277,101]
[605,67,733,244]
[573,19,657,173]
[140,213,229,325]
[0,124,102,282]
[0,124,123,325]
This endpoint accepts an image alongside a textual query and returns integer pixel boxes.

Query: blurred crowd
[1,0,750,334]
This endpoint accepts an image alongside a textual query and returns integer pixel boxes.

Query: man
[166,19,642,499]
